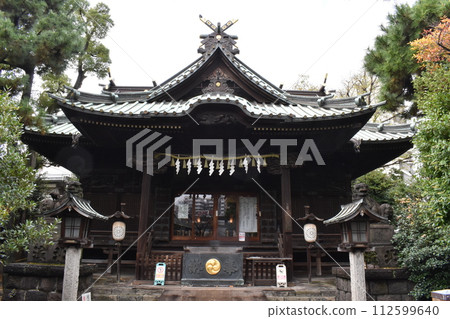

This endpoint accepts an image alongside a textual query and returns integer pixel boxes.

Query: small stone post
[62,247,82,301]
[349,249,366,301]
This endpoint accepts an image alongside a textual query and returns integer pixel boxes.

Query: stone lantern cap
[43,193,108,221]
[324,198,387,225]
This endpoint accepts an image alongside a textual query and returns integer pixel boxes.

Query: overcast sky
[78,0,417,94]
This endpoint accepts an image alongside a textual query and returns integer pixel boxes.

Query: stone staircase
[90,275,163,301]
[264,289,336,301]
[92,285,164,301]
[158,287,268,301]
[89,274,336,301]
[264,278,337,301]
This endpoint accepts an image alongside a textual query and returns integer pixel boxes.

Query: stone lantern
[42,182,108,300]
[324,194,387,301]
[44,193,108,247]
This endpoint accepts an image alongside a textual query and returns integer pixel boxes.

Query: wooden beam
[136,172,151,279]
[281,167,293,233]
[281,167,294,281]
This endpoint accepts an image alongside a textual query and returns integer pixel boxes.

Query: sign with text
[238,196,257,233]
[276,264,287,288]
[154,262,166,286]
[81,292,91,301]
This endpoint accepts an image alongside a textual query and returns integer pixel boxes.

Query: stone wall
[2,263,95,301]
[333,267,414,301]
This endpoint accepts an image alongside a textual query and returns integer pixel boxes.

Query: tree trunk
[21,67,35,105]
[73,63,86,90]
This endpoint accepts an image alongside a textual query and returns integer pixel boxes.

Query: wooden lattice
[142,252,183,282]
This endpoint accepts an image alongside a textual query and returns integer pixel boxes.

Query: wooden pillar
[306,246,312,283]
[136,173,151,280]
[281,167,293,280]
[349,249,367,301]
[281,167,292,233]
[316,249,322,276]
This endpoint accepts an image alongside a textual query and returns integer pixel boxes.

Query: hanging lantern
[112,221,126,241]
[304,223,317,243]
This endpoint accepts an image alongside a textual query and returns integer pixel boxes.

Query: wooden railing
[82,230,139,270]
[137,251,183,282]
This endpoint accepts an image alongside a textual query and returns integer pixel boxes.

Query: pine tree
[0,0,83,105]
[364,0,450,112]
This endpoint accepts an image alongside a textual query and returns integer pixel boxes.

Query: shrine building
[23,18,414,285]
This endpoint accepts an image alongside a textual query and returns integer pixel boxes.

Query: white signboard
[81,292,91,301]
[154,262,166,285]
[177,203,189,219]
[276,264,287,288]
[238,196,257,233]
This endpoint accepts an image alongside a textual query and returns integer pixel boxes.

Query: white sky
[77,0,417,94]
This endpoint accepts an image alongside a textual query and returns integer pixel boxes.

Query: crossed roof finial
[199,15,238,33]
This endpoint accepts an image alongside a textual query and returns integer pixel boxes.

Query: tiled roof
[57,45,374,110]
[352,123,416,142]
[44,193,108,221]
[51,92,381,122]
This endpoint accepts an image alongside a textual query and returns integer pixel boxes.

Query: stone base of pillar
[62,247,82,301]
[349,249,366,301]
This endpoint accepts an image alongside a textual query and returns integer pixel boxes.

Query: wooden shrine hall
[23,18,414,285]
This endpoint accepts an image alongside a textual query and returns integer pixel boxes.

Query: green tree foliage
[394,195,450,300]
[364,0,450,112]
[0,64,26,95]
[354,168,416,206]
[0,93,58,264]
[392,31,450,299]
[0,1,114,117]
[71,1,114,90]
[0,0,84,104]
[37,73,72,114]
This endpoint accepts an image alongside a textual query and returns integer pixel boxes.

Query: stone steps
[158,288,268,301]
[90,275,337,301]
[91,285,164,301]
[91,284,336,301]
[264,289,336,301]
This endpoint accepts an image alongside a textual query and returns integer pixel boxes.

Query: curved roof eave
[52,92,381,123]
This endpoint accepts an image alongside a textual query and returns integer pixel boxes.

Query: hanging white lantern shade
[304,223,317,243]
